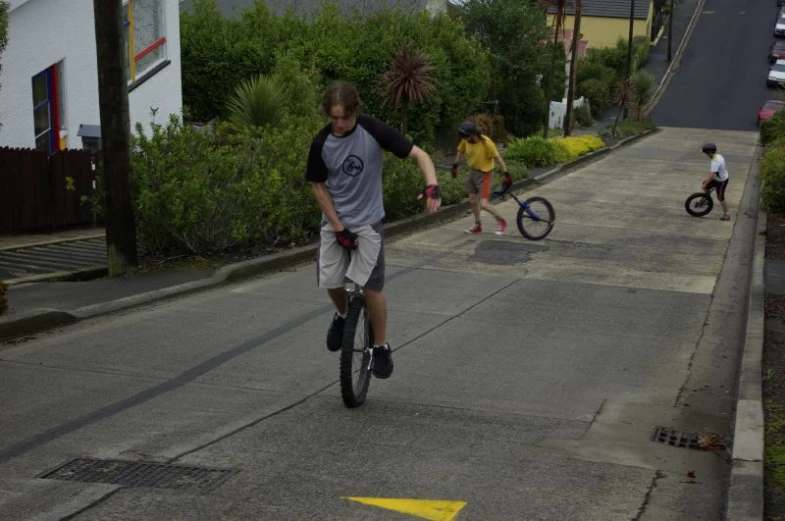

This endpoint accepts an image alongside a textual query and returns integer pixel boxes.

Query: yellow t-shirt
[458,135,499,172]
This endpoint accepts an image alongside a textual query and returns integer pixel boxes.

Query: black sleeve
[305,125,331,183]
[358,115,414,159]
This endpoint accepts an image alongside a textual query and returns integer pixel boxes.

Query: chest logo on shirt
[342,155,365,177]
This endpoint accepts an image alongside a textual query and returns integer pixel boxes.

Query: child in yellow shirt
[451,121,508,235]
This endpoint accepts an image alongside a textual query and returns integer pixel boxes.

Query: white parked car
[775,14,785,37]
[769,59,785,87]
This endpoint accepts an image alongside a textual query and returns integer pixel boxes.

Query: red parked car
[758,100,785,126]
[771,41,785,63]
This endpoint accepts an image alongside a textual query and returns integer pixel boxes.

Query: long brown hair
[321,81,364,117]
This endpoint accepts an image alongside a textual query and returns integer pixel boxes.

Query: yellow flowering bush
[549,135,606,160]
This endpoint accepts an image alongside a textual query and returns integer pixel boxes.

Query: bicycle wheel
[685,192,713,217]
[517,196,555,240]
[340,293,373,408]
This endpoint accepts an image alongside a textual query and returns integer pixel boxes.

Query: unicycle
[685,186,714,217]
[495,184,555,240]
[339,278,374,408]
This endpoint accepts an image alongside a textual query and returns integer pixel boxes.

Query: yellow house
[547,0,657,50]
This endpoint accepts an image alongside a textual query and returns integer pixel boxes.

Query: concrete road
[651,0,779,130]
[0,127,759,520]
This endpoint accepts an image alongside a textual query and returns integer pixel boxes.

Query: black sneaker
[372,344,394,379]
[326,313,346,352]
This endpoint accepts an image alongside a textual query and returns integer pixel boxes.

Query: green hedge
[761,143,785,213]
[126,114,515,256]
[180,0,492,147]
[760,110,785,212]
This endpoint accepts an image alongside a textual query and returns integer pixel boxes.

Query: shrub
[226,74,290,129]
[576,102,594,127]
[577,59,615,86]
[550,135,605,160]
[505,136,563,167]
[130,115,324,255]
[599,118,655,139]
[577,78,609,114]
[761,110,785,146]
[761,143,785,212]
[0,281,7,315]
[633,35,650,70]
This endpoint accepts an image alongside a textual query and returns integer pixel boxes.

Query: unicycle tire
[517,196,555,240]
[339,294,373,408]
[685,192,713,217]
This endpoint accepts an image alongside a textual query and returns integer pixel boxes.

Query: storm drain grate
[652,427,728,452]
[38,458,238,491]
[653,427,703,450]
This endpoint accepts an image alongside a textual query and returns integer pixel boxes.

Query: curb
[0,129,657,342]
[726,208,766,521]
[645,0,706,116]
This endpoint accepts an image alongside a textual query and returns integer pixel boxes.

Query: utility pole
[564,1,582,137]
[93,0,138,274]
[624,0,635,119]
[667,0,674,61]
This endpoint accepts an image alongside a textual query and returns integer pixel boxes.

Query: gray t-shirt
[306,115,414,228]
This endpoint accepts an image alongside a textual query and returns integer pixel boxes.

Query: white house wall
[0,0,182,150]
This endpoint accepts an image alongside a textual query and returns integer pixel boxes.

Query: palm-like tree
[226,75,289,129]
[610,79,637,134]
[379,43,437,136]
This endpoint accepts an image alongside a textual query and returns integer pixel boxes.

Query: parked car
[771,41,785,62]
[776,14,785,37]
[758,100,785,126]
[769,60,785,87]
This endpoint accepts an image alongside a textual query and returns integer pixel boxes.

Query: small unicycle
[495,183,555,240]
[339,278,374,408]
[685,186,714,217]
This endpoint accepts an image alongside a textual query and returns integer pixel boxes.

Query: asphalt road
[0,1,768,519]
[0,128,760,520]
[651,0,780,130]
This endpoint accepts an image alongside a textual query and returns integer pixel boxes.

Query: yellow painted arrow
[343,497,468,521]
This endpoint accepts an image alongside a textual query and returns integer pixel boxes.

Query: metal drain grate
[652,427,704,450]
[38,458,238,491]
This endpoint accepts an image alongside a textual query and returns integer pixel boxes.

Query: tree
[226,75,289,129]
[461,0,553,137]
[93,0,138,274]
[378,43,437,136]
[0,0,9,132]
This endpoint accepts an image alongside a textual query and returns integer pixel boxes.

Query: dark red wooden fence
[0,147,96,233]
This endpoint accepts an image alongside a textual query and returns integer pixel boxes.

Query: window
[123,0,166,84]
[31,61,66,154]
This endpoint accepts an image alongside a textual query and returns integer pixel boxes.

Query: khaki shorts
[466,169,493,199]
[316,221,385,290]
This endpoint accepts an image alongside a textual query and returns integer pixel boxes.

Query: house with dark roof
[546,0,663,49]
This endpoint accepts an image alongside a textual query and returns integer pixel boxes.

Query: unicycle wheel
[339,294,373,408]
[685,192,713,217]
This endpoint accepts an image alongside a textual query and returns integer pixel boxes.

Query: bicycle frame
[503,190,547,222]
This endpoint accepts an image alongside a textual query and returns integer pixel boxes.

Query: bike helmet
[458,120,479,138]
[701,143,717,154]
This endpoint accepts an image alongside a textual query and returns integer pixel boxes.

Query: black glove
[335,228,358,250]
[451,163,458,178]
